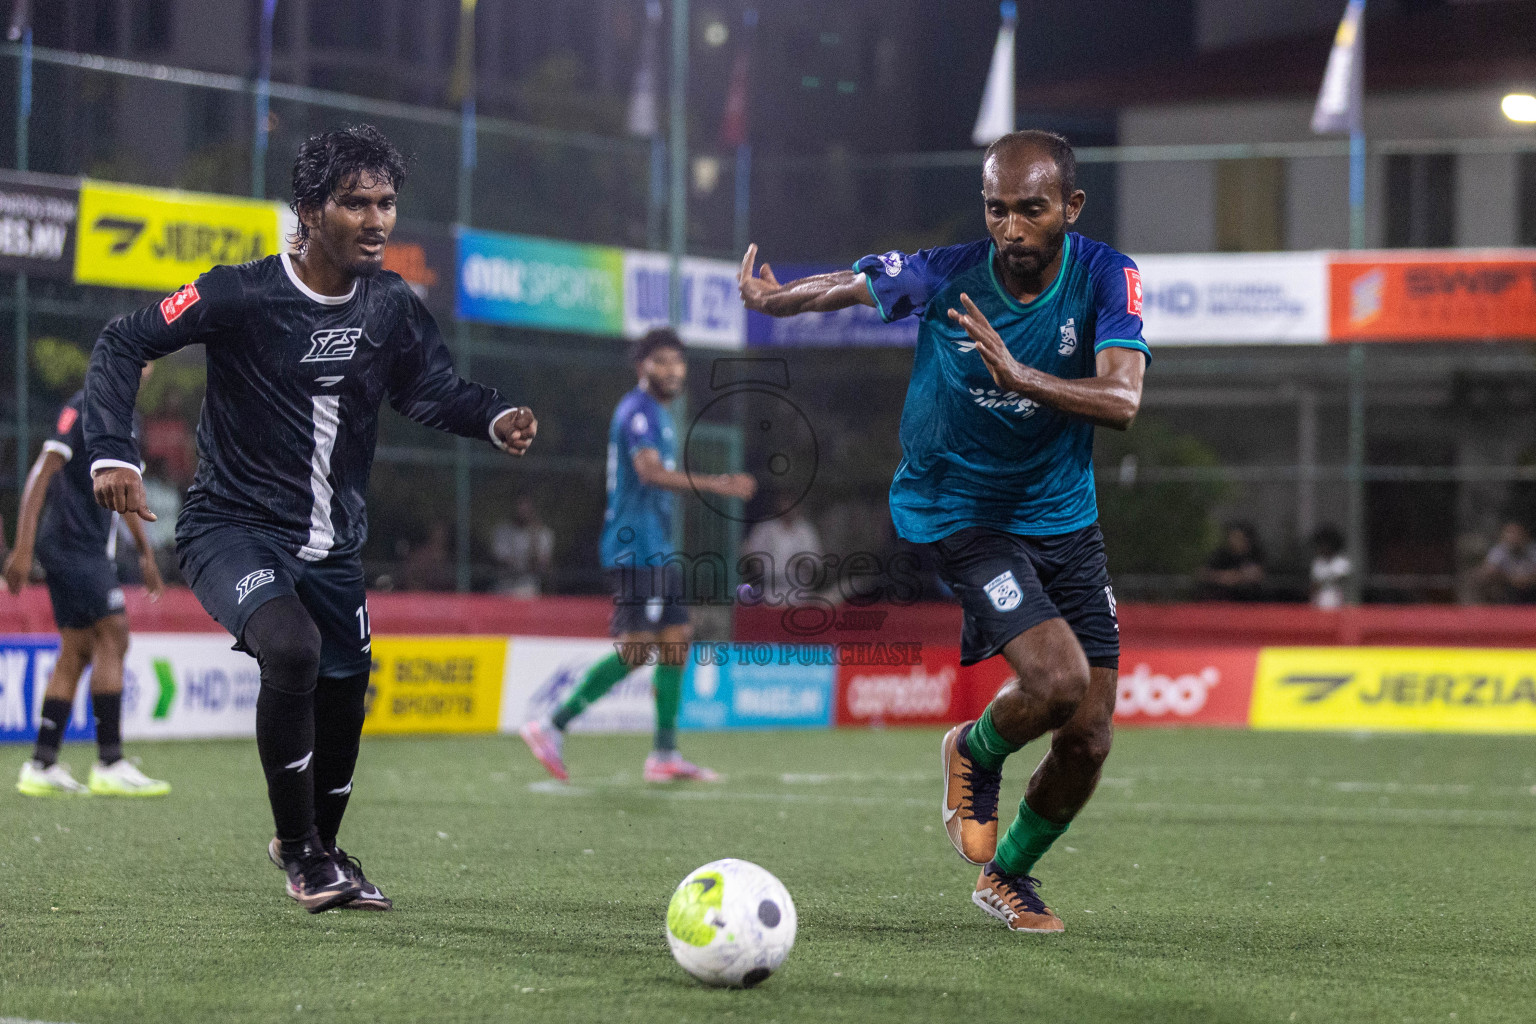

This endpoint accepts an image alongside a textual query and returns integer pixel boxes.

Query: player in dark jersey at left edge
[84,125,538,913]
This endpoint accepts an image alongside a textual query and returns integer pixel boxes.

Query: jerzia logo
[236,569,276,604]
[301,327,362,363]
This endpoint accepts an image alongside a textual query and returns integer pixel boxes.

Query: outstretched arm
[632,448,756,501]
[737,244,876,317]
[2,450,65,595]
[948,293,1146,430]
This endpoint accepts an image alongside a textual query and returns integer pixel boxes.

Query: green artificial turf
[1,728,1533,1023]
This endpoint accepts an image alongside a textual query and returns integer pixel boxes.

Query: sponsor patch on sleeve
[1124,268,1143,317]
[55,406,78,435]
[159,282,201,325]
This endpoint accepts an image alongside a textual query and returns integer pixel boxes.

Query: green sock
[965,706,1023,773]
[552,652,631,730]
[993,798,1070,877]
[652,663,682,752]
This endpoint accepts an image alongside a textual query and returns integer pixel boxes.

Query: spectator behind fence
[400,522,455,592]
[740,490,824,604]
[1477,521,1536,603]
[1198,522,1267,601]
[491,496,555,597]
[1310,525,1351,610]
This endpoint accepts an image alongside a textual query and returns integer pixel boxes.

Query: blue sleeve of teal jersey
[1082,240,1151,364]
[853,240,989,323]
[621,400,663,457]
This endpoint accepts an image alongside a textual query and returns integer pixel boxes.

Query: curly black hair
[289,124,409,251]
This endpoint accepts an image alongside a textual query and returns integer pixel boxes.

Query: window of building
[1215,158,1285,252]
[1385,153,1455,248]
[1518,153,1536,247]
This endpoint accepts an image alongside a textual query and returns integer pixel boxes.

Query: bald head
[982,130,1076,199]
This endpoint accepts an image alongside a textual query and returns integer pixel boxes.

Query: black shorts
[926,524,1119,668]
[606,562,690,637]
[178,526,371,679]
[39,549,125,629]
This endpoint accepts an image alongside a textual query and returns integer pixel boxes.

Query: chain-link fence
[6,44,1536,603]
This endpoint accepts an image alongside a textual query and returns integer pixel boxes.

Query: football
[665,858,798,988]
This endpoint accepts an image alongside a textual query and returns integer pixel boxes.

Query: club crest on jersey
[301,327,362,363]
[159,283,201,324]
[879,251,905,277]
[236,569,276,604]
[984,570,1024,612]
[1058,318,1078,356]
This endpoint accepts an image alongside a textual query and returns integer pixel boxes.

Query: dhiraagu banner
[456,228,624,335]
[74,180,283,291]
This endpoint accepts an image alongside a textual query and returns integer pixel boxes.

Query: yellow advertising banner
[74,180,282,292]
[363,636,508,735]
[1251,647,1536,734]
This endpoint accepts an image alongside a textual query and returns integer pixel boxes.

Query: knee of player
[1054,723,1114,769]
[1034,662,1089,723]
[94,617,131,655]
[245,600,322,692]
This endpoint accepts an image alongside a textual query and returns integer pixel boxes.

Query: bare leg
[1023,666,1117,823]
[86,614,130,697]
[44,627,94,701]
[986,617,1091,748]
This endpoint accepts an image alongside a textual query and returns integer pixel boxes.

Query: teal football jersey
[855,233,1150,543]
[600,386,678,568]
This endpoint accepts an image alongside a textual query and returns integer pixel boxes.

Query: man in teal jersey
[520,328,756,783]
[738,130,1149,934]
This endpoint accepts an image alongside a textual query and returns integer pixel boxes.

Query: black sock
[313,671,370,848]
[256,686,317,843]
[33,697,71,767]
[243,597,322,844]
[94,691,123,764]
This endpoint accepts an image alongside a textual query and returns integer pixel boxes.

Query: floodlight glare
[1501,93,1536,123]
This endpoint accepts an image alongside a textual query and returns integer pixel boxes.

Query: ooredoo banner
[836,647,964,727]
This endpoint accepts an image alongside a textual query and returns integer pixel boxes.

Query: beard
[348,254,386,277]
[998,228,1066,280]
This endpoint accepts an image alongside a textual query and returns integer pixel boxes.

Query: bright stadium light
[1502,93,1536,123]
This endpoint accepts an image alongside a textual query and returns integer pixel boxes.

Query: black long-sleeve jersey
[84,253,513,561]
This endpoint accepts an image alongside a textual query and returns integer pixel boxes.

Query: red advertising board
[1329,255,1536,342]
[874,646,1260,729]
[835,646,966,727]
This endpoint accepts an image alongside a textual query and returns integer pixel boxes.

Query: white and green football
[665,858,798,988]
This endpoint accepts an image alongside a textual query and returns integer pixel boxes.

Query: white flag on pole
[1311,0,1365,134]
[971,1,1017,147]
[627,0,663,138]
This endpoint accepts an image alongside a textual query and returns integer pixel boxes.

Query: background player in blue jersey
[520,328,755,783]
[738,130,1148,934]
[4,375,170,798]
[84,126,538,913]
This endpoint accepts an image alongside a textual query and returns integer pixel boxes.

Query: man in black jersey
[5,374,169,798]
[83,125,537,913]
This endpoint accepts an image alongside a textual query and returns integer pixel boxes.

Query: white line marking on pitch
[1,1016,87,1024]
[524,782,1533,824]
